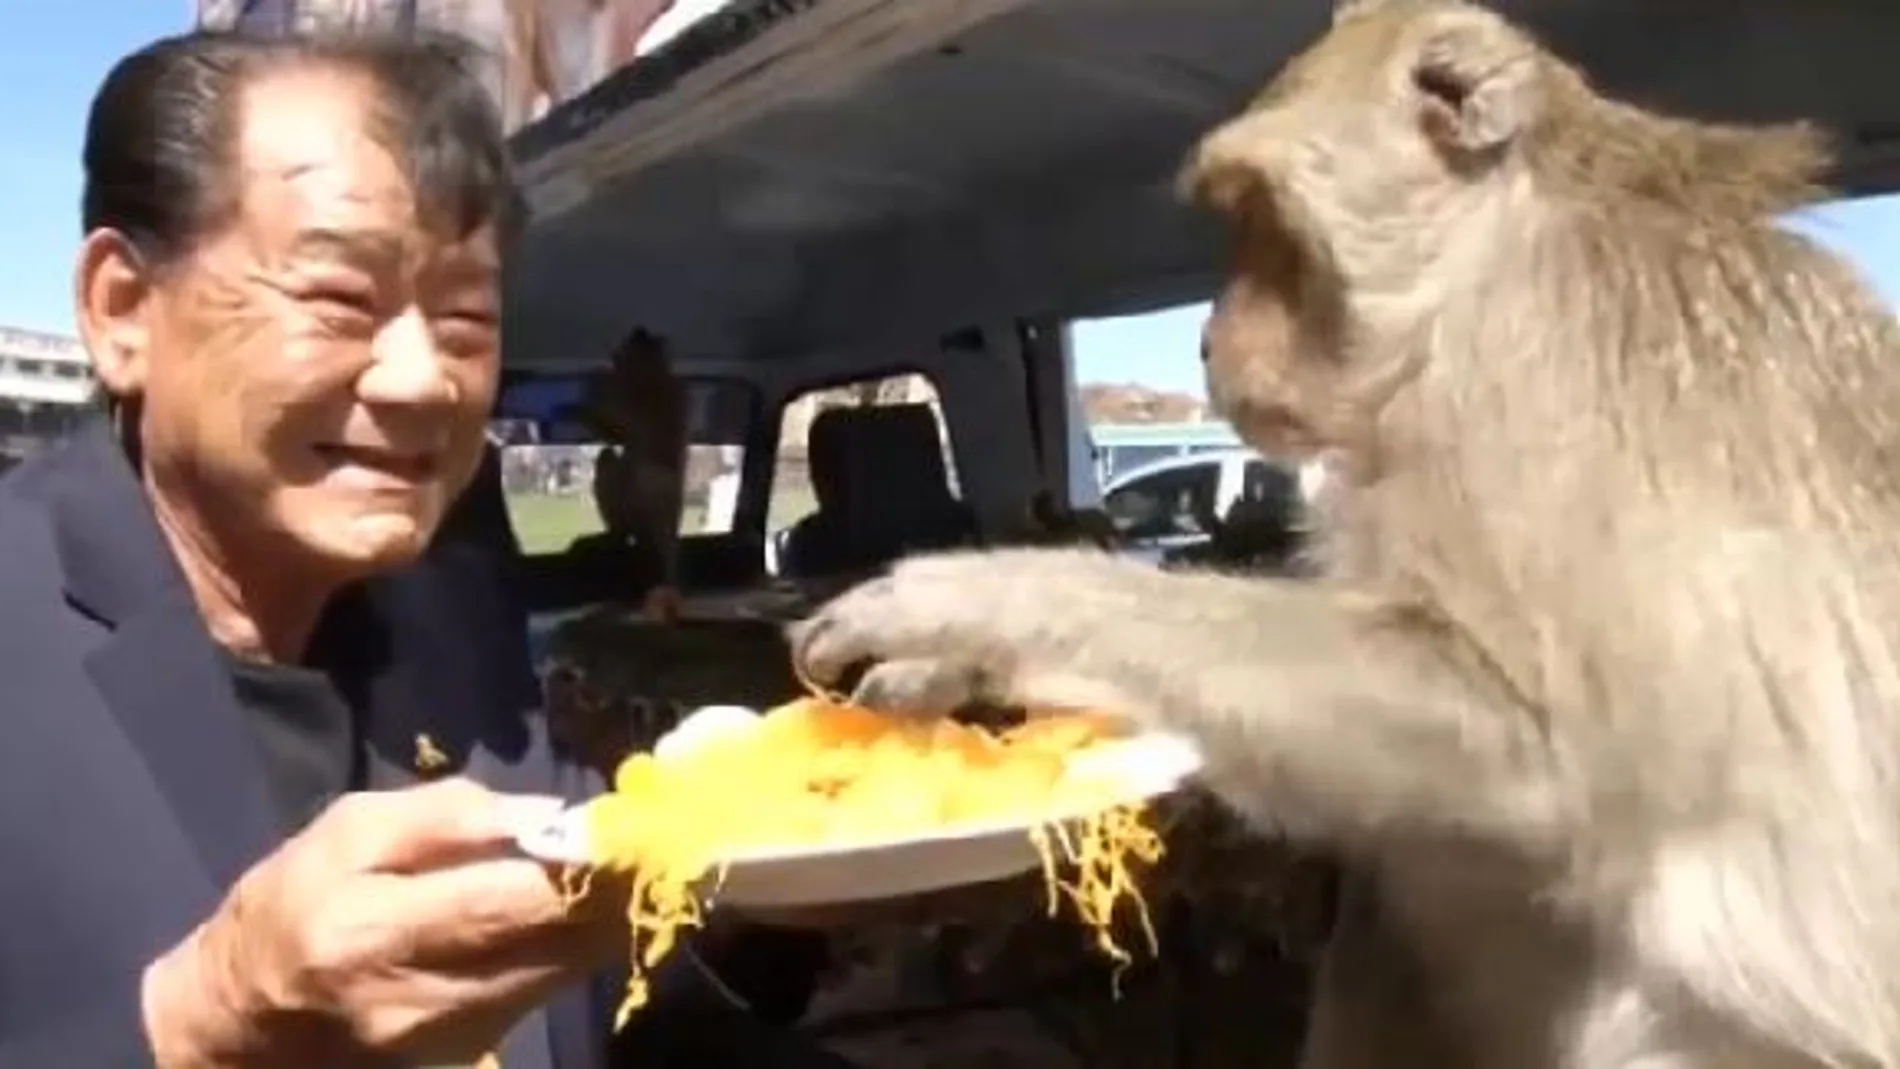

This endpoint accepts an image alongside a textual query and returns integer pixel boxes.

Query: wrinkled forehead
[233,67,414,226]
[1185,18,1409,211]
[1187,2,1515,201]
[1267,0,1525,116]
[225,66,498,271]
[1254,8,1416,111]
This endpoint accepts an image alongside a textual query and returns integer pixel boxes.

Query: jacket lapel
[53,424,280,889]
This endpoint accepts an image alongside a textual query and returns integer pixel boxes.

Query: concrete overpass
[501,0,1900,370]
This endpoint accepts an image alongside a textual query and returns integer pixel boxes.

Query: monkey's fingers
[787,577,897,688]
[851,659,987,719]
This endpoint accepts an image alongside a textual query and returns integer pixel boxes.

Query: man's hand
[141,778,624,1068]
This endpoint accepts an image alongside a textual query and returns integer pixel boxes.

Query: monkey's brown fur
[583,327,688,594]
[791,2,1900,1066]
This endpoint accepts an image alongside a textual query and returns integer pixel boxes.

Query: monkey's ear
[1178,118,1272,216]
[1412,28,1538,158]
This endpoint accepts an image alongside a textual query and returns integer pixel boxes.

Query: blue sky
[0,2,182,336]
[2,2,1896,399]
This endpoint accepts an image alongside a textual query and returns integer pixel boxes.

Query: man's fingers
[319,779,567,873]
[278,860,621,1053]
[345,930,586,1064]
[367,857,610,965]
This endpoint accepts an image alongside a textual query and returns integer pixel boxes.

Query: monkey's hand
[792,548,1559,844]
[788,548,1170,720]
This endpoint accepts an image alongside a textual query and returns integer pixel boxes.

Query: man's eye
[441,308,499,333]
[437,309,498,336]
[435,312,499,355]
[311,290,378,315]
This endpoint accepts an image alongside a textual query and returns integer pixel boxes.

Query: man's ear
[73,229,154,400]
[1413,25,1540,158]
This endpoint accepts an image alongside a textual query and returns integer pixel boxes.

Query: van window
[767,371,959,535]
[493,373,755,556]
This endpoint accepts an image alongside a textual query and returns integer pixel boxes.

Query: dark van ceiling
[503,0,1900,369]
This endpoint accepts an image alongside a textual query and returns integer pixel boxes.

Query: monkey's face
[1198,198,1346,460]
[1186,0,1546,461]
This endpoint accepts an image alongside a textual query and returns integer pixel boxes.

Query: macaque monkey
[789,2,1900,1067]
[584,327,689,621]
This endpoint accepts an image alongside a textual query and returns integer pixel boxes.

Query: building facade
[0,326,96,458]
[1090,420,1241,485]
[194,0,687,133]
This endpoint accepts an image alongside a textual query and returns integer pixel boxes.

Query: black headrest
[807,403,954,505]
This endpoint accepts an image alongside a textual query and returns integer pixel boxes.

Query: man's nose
[359,309,456,407]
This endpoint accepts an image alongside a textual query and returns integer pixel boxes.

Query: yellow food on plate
[569,694,1168,1028]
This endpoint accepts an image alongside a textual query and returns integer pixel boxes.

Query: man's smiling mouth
[314,443,441,482]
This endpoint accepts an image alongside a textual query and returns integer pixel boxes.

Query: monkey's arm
[1102,572,1563,845]
[791,549,1568,847]
[625,457,685,583]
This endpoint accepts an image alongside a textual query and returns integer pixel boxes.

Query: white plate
[515,709,1203,907]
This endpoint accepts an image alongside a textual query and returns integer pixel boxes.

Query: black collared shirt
[220,650,361,835]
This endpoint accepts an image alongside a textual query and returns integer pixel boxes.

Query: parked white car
[1099,447,1301,563]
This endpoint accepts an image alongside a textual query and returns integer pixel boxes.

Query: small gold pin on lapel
[414,733,451,773]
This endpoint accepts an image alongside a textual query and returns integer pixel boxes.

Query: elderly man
[0,27,842,1069]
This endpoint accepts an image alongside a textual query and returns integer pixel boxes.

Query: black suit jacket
[0,425,606,1069]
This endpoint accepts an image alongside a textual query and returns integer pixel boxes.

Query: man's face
[138,66,502,573]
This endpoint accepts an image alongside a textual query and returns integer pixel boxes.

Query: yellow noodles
[569,695,1165,1027]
